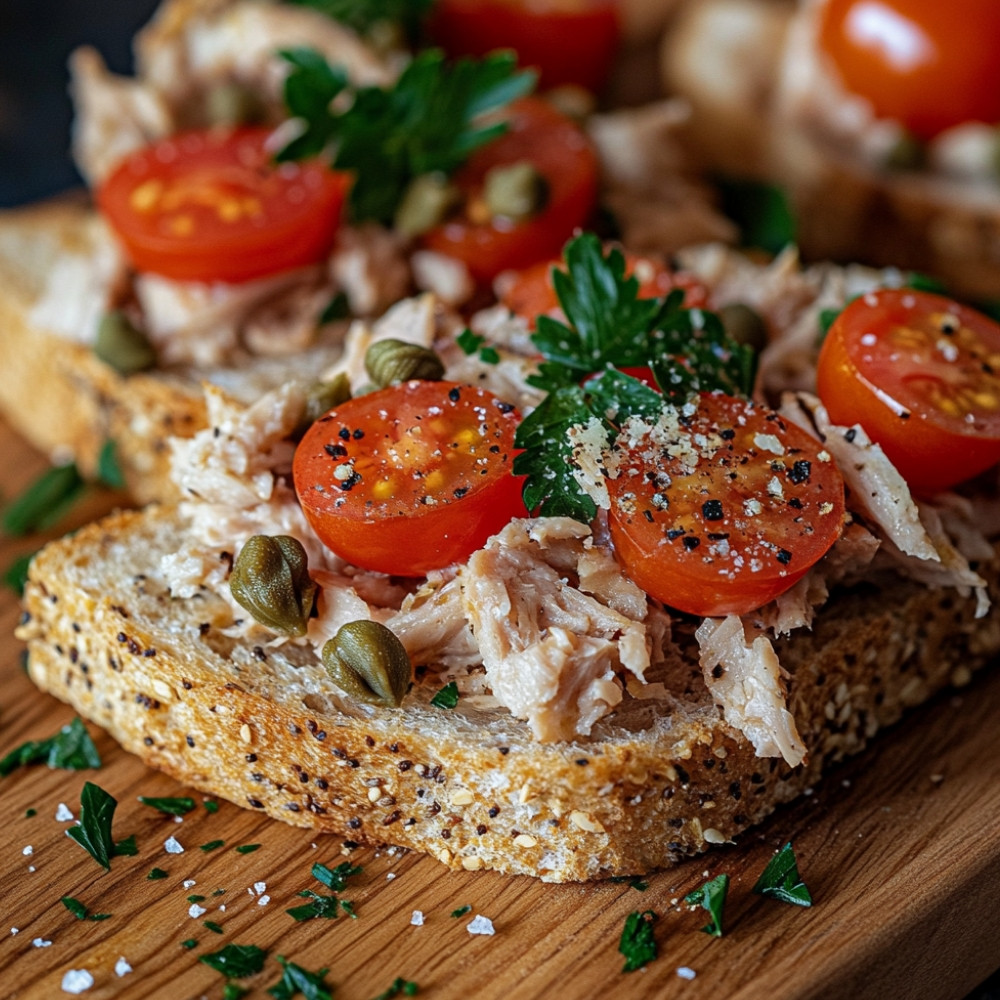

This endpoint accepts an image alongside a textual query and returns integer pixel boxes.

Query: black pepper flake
[711,664,723,679]
[720,428,735,440]
[338,472,362,492]
[348,817,362,829]
[324,443,348,458]
[476,824,488,835]
[289,724,302,735]
[844,428,857,443]
[347,759,360,768]
[702,499,724,521]
[729,781,742,801]
[331,748,347,759]
[498,747,510,755]
[143,648,157,657]
[488,806,500,818]
[707,532,729,541]
[789,460,812,484]
[453,486,469,499]
[642,509,654,523]
[285,803,301,812]
[143,736,153,746]
[666,528,686,540]
[117,632,127,644]
[338,427,351,440]
[186,735,195,748]
[247,798,264,809]
[788,497,803,510]
[496,400,515,413]
[575,758,589,766]
[251,773,264,783]
[315,778,329,789]
[365,736,375,748]
[182,680,193,689]
[245,753,257,762]
[675,764,690,785]
[682,536,701,551]
[383,810,401,826]
[440,828,452,839]
[776,548,792,565]
[398,760,413,772]
[448,387,462,402]
[252,646,267,662]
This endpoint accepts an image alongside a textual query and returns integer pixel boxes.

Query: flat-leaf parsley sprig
[276,47,535,226]
[513,234,758,521]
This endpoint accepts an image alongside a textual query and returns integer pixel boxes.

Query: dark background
[1,5,1000,996]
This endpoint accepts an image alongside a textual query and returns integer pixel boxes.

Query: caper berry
[718,303,768,353]
[365,339,445,388]
[291,374,352,441]
[484,161,549,222]
[94,310,156,374]
[322,620,411,708]
[229,535,317,637]
[394,173,461,238]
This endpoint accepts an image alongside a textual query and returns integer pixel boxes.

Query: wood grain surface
[1,417,999,1000]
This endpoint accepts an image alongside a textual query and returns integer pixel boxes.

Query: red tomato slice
[293,381,525,575]
[499,250,710,328]
[606,394,846,617]
[421,98,598,283]
[816,288,1000,493]
[429,0,620,93]
[817,0,1000,140]
[97,127,348,284]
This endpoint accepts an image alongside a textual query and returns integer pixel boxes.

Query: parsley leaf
[236,843,262,855]
[312,861,363,891]
[96,439,126,490]
[114,835,139,857]
[61,897,111,921]
[278,49,535,226]
[286,893,344,921]
[430,681,459,708]
[3,551,33,596]
[1,718,101,777]
[147,868,169,880]
[200,839,226,852]
[138,796,196,816]
[66,782,131,870]
[182,938,198,950]
[618,910,658,972]
[225,985,250,1000]
[752,842,813,907]
[450,905,471,918]
[1,462,86,537]
[513,234,757,521]
[286,0,433,40]
[457,329,484,355]
[287,862,362,920]
[268,957,333,1000]
[610,875,649,892]
[372,977,419,1000]
[204,920,225,934]
[684,873,730,937]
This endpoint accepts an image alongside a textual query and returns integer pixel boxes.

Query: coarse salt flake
[257,895,271,906]
[411,910,424,926]
[11,928,18,936]
[183,880,196,889]
[114,957,132,977]
[61,969,94,994]
[467,915,495,936]
[22,845,33,856]
[386,873,396,881]
[677,967,697,980]
[32,938,52,948]
[252,881,267,896]
[164,836,184,854]
[55,803,74,822]
[188,904,206,919]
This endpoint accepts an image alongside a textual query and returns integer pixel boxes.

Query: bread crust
[18,505,1000,881]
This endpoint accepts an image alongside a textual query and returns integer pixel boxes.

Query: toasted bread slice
[0,198,346,504]
[17,504,999,881]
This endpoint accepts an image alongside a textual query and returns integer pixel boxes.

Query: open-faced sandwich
[17,228,1000,881]
[661,0,1000,300]
[0,0,731,503]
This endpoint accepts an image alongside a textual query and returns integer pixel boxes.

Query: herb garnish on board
[66,782,135,870]
[276,48,535,225]
[0,717,101,776]
[287,0,433,41]
[512,234,758,522]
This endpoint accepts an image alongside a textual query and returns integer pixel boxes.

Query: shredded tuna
[330,224,412,318]
[696,616,806,767]
[460,519,653,741]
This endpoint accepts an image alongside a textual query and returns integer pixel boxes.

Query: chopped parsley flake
[235,844,262,855]
[204,920,225,934]
[61,897,110,921]
[200,839,226,852]
[450,905,471,918]
[3,551,33,596]
[684,873,730,937]
[610,875,649,892]
[1,462,85,537]
[371,977,419,1000]
[0,718,101,777]
[97,439,126,490]
[138,796,196,816]
[267,957,333,1000]
[182,939,198,950]
[457,329,484,355]
[147,868,169,880]
[224,985,250,1000]
[430,681,459,709]
[65,782,133,870]
[618,910,658,972]
[200,942,268,978]
[204,800,220,814]
[752,843,813,907]
[286,862,362,921]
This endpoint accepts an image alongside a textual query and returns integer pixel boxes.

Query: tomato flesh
[500,250,710,328]
[817,0,1000,140]
[421,98,598,283]
[97,127,347,284]
[816,288,1000,493]
[429,0,620,93]
[606,394,846,617]
[293,381,525,575]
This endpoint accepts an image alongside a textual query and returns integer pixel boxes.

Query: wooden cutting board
[1,416,999,1000]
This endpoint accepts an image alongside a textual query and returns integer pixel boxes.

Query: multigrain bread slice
[17,505,1000,882]
[659,0,1000,300]
[0,198,346,504]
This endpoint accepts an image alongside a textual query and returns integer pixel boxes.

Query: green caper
[94,310,157,374]
[484,161,549,222]
[394,173,461,238]
[205,81,265,127]
[322,620,411,708]
[291,374,352,441]
[718,303,768,353]
[884,131,926,171]
[365,339,445,388]
[229,535,317,637]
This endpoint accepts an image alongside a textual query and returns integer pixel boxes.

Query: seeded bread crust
[0,199,345,505]
[17,506,1000,882]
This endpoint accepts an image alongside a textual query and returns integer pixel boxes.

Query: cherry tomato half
[429,0,620,93]
[293,380,526,575]
[816,288,1000,493]
[421,98,599,283]
[500,250,710,328]
[817,0,1000,140]
[606,394,846,617]
[97,127,348,284]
